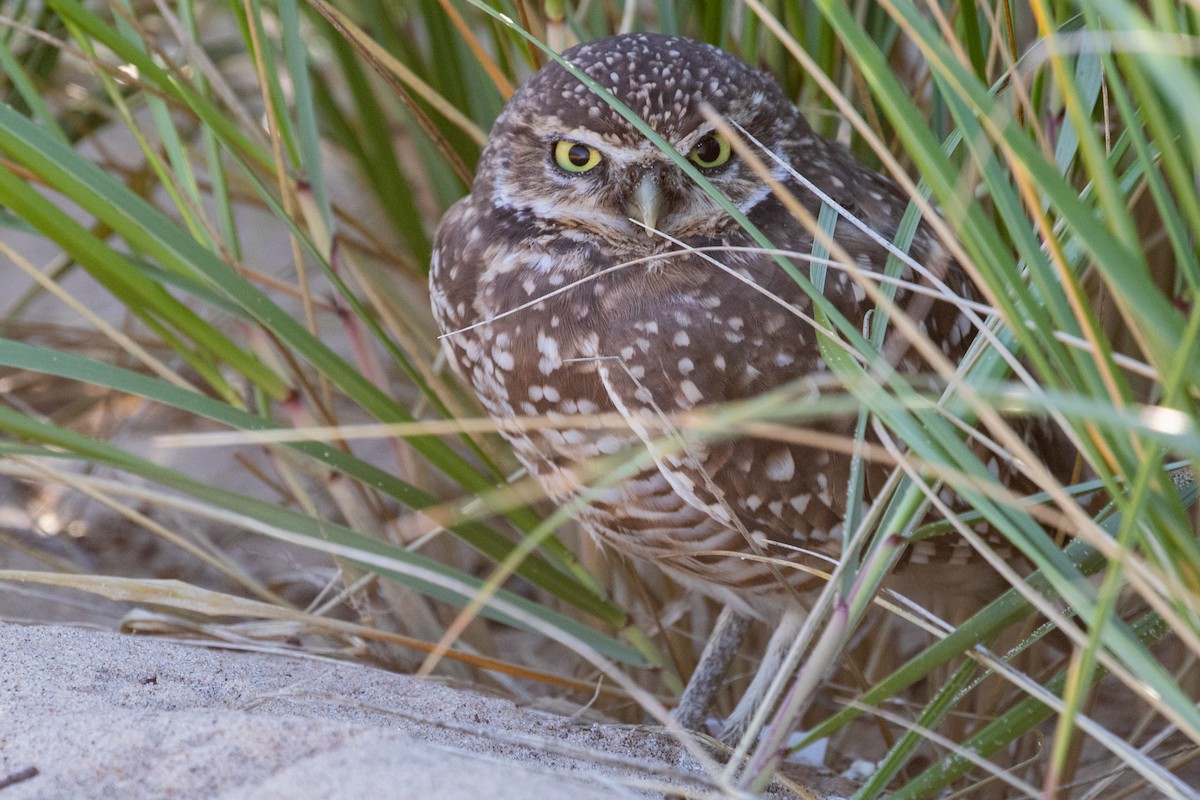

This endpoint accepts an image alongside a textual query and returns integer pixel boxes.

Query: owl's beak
[626,172,662,236]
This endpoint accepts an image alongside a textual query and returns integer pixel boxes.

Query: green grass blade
[0,402,640,664]
[0,337,624,625]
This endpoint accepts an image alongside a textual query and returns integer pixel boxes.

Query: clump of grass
[0,1,1196,797]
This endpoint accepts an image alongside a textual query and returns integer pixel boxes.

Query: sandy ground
[0,622,857,799]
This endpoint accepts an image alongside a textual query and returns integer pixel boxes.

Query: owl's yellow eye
[688,132,732,169]
[553,140,603,173]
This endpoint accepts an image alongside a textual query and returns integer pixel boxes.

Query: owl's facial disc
[481,33,811,244]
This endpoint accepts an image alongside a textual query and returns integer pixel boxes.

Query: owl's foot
[716,606,806,747]
[671,606,748,731]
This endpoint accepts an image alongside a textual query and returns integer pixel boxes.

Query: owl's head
[475,33,811,246]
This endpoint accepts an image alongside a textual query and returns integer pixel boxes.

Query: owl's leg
[718,606,806,745]
[672,606,748,731]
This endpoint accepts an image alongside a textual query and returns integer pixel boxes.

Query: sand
[0,622,854,799]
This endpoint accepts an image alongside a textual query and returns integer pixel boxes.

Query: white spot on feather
[764,449,795,482]
[493,348,514,371]
[679,380,704,404]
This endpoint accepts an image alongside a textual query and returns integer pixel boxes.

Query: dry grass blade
[0,569,625,693]
[306,0,486,172]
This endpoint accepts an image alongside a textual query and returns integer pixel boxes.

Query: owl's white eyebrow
[548,126,709,157]
[544,129,610,149]
[680,123,717,145]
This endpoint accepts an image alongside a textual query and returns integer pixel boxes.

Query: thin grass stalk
[0,337,621,622]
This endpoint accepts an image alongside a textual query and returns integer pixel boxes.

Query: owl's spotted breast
[430,32,996,611]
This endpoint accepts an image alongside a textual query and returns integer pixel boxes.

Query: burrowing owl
[430,32,989,615]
